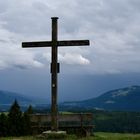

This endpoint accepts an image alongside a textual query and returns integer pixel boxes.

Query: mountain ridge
[0,90,32,104]
[0,85,140,111]
[62,85,140,111]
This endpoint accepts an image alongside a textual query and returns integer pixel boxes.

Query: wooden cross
[22,17,90,131]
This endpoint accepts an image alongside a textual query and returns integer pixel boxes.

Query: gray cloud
[0,24,44,69]
[0,0,140,74]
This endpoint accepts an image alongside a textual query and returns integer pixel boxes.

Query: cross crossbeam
[22,17,90,132]
[22,40,89,48]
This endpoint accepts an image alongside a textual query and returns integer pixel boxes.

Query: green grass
[0,136,34,140]
[94,132,140,140]
[59,112,75,114]
[0,133,140,140]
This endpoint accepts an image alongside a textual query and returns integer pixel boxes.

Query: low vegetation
[0,133,140,140]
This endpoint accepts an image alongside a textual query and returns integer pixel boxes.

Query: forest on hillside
[59,108,140,133]
[1,101,140,137]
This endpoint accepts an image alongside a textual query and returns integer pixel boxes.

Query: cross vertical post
[51,17,58,131]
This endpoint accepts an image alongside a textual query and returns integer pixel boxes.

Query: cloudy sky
[0,0,140,102]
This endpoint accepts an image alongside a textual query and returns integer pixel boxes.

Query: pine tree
[8,100,23,136]
[22,105,33,135]
[26,105,33,114]
[0,113,8,136]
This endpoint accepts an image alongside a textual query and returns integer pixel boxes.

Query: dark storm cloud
[0,0,140,74]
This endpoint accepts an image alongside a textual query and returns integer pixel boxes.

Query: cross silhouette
[22,17,90,131]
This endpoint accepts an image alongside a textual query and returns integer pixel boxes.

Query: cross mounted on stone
[22,17,90,131]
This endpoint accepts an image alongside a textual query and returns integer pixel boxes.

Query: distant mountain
[0,90,34,111]
[0,90,33,104]
[0,90,51,111]
[62,85,140,111]
[1,85,140,112]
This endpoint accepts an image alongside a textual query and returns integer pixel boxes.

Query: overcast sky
[0,0,140,101]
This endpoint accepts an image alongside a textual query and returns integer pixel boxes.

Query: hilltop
[62,85,140,111]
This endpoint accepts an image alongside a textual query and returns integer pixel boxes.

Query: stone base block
[41,130,67,140]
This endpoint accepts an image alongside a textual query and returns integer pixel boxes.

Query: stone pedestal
[41,130,67,140]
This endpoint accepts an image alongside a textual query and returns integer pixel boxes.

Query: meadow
[0,133,140,140]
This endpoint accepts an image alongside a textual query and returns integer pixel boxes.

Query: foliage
[22,105,34,135]
[0,133,140,140]
[62,109,140,133]
[25,105,33,114]
[1,100,140,137]
[0,100,33,137]
[93,111,140,133]
[0,113,8,136]
[8,100,23,136]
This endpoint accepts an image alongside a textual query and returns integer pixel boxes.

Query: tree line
[62,108,140,133]
[1,101,140,136]
[0,100,33,137]
[94,110,140,133]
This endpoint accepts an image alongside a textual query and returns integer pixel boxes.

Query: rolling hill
[62,85,140,111]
